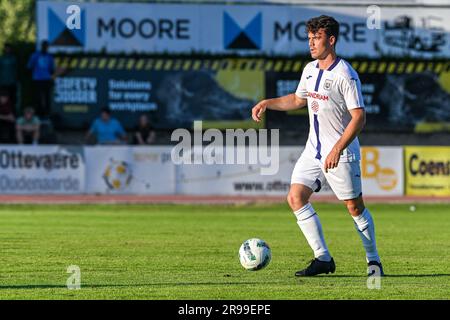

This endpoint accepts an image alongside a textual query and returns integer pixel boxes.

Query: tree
[0,0,35,48]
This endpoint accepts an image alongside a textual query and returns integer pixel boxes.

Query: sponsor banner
[275,5,450,58]
[177,147,304,195]
[0,145,404,196]
[53,68,159,129]
[266,59,450,133]
[38,1,450,57]
[52,57,264,130]
[53,56,450,131]
[37,1,199,54]
[361,147,404,196]
[405,146,450,196]
[0,145,85,194]
[177,146,403,196]
[85,146,175,194]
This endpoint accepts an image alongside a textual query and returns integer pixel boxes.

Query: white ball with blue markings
[239,238,271,271]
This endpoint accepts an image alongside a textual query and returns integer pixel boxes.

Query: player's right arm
[252,94,307,122]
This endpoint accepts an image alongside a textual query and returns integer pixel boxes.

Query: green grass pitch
[0,203,449,300]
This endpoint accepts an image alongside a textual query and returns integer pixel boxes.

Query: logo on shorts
[311,100,319,113]
[323,79,333,91]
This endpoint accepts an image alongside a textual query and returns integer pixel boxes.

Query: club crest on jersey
[323,79,333,91]
[311,100,319,113]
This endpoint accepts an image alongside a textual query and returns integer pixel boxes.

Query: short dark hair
[306,15,340,46]
[101,107,111,114]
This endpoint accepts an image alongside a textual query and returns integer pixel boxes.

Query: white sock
[294,203,332,262]
[352,208,380,263]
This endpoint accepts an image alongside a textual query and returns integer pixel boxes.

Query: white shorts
[290,151,362,200]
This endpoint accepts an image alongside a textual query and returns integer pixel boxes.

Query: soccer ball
[238,238,271,271]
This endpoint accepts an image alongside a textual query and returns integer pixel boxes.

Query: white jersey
[295,57,365,162]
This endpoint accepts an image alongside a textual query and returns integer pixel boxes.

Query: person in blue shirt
[86,107,128,145]
[27,40,55,117]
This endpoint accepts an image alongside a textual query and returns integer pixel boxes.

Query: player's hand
[324,147,342,173]
[252,101,267,122]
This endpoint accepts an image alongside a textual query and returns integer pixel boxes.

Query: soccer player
[251,15,383,277]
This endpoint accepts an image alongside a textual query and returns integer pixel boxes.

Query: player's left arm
[324,108,365,172]
[324,75,365,173]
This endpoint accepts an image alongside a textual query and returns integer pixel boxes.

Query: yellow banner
[405,147,450,196]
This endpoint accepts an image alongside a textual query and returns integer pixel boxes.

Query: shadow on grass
[0,281,285,290]
[2,275,449,290]
[323,274,450,278]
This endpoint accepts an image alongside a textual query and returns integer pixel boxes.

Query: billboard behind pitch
[0,145,403,196]
[84,146,175,194]
[0,145,85,194]
[177,147,318,196]
[51,57,263,130]
[37,1,199,54]
[361,147,404,196]
[177,146,403,196]
[405,146,450,196]
[37,1,450,58]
